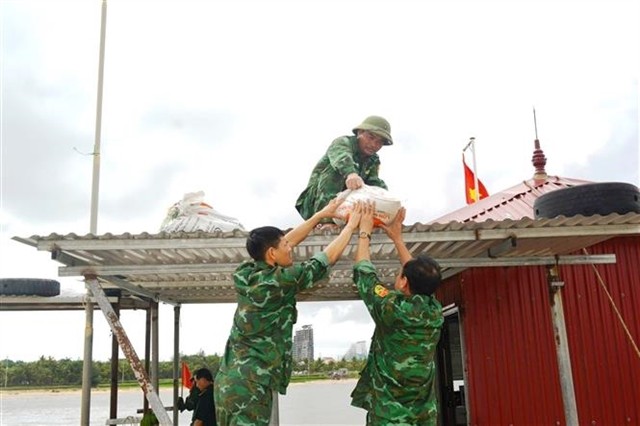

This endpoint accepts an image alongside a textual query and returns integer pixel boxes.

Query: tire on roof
[533,182,640,219]
[0,278,61,297]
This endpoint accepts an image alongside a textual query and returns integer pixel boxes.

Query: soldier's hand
[381,207,406,241]
[318,196,345,219]
[345,201,364,231]
[177,397,185,412]
[360,201,375,234]
[345,173,364,190]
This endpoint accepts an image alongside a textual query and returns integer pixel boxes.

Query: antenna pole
[533,107,539,140]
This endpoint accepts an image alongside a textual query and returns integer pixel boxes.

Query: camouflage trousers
[214,371,272,426]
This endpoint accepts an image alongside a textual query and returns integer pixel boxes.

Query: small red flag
[181,361,193,389]
[463,155,489,204]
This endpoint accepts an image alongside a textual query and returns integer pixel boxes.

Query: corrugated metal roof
[0,294,149,311]
[12,213,640,304]
[431,175,591,223]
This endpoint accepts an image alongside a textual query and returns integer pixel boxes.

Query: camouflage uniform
[350,260,444,426]
[214,252,330,426]
[295,135,387,221]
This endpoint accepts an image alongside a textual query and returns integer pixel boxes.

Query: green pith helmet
[352,115,393,145]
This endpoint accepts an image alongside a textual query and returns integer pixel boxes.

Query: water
[0,379,365,425]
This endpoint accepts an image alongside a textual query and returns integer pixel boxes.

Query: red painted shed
[431,142,640,425]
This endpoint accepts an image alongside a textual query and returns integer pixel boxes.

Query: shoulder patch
[374,284,389,298]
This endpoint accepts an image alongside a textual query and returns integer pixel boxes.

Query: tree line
[2,351,366,388]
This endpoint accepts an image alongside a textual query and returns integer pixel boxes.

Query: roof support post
[151,301,160,393]
[80,289,94,426]
[109,302,120,420]
[173,305,181,425]
[85,276,172,425]
[144,307,151,414]
[547,266,579,425]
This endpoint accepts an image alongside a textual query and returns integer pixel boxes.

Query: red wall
[436,236,640,425]
[561,236,640,425]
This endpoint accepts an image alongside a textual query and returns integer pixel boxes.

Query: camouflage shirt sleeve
[326,136,387,190]
[280,251,330,292]
[352,259,397,325]
[326,136,360,178]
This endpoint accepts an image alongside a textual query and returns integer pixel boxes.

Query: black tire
[0,278,61,296]
[534,182,640,218]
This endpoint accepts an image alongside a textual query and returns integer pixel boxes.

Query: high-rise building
[343,340,368,360]
[293,324,314,362]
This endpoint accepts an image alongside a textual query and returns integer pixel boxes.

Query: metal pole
[80,294,94,426]
[152,302,160,392]
[470,137,479,203]
[173,305,181,425]
[82,0,106,418]
[144,308,151,414]
[548,266,579,425]
[109,303,120,420]
[90,0,107,234]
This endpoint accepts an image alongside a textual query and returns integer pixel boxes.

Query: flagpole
[180,361,184,399]
[463,137,480,203]
[470,137,479,204]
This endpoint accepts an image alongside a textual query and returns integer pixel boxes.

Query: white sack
[160,191,245,233]
[334,185,402,226]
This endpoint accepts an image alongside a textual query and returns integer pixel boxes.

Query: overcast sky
[1,0,638,362]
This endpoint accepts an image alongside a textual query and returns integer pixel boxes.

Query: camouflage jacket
[295,135,387,220]
[217,252,330,394]
[350,260,444,425]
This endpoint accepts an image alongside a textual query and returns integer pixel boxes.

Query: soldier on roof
[295,116,392,230]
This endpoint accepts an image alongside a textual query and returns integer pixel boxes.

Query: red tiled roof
[430,175,592,224]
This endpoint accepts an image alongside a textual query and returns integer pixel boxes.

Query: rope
[582,248,640,360]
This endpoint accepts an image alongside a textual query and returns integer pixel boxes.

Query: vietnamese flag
[181,361,193,389]
[463,155,489,204]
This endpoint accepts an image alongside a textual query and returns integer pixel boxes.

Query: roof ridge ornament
[532,107,548,183]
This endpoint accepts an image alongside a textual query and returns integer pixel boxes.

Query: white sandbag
[333,185,402,226]
[160,191,245,233]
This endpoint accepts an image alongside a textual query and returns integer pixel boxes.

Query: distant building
[343,340,368,360]
[293,324,314,362]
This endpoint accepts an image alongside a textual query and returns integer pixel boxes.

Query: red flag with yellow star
[463,155,489,204]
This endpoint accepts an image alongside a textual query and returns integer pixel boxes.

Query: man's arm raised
[355,201,375,263]
[285,197,344,247]
[380,207,411,266]
[322,201,363,265]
